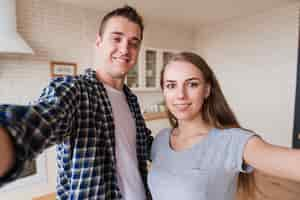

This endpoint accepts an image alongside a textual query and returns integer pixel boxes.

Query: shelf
[131,88,161,92]
[143,111,168,121]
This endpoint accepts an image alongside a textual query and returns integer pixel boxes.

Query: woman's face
[162,60,210,122]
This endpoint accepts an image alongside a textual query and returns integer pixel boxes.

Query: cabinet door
[145,49,157,88]
[163,51,174,67]
[144,49,175,89]
[127,48,177,91]
[126,63,139,88]
[293,32,300,148]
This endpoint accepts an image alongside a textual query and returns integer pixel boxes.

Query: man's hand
[0,127,15,177]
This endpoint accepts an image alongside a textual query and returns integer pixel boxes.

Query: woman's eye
[188,82,199,88]
[165,83,175,89]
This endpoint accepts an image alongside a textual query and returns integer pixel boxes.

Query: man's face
[96,16,142,79]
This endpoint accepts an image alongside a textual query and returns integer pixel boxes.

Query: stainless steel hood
[0,0,33,54]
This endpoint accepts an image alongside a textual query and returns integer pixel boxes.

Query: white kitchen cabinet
[126,47,177,91]
[126,63,139,88]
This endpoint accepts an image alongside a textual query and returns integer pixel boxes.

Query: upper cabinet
[126,47,176,91]
[145,49,157,88]
[126,63,139,88]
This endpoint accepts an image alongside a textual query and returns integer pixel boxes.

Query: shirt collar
[84,68,137,101]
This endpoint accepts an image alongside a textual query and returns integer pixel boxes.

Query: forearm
[266,148,300,181]
[245,137,300,182]
[0,78,77,186]
[0,127,15,177]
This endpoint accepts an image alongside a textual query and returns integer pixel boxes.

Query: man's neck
[95,68,124,91]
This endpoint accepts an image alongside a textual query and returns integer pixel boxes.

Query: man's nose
[119,40,129,54]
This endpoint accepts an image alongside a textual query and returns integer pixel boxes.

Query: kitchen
[0,0,299,199]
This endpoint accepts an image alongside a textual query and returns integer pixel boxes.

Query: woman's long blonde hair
[160,52,255,198]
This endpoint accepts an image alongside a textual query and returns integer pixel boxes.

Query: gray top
[148,128,256,200]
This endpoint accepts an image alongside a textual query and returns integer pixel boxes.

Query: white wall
[194,2,299,147]
[0,0,194,199]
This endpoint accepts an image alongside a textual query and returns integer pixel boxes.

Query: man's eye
[112,37,121,42]
[129,41,140,48]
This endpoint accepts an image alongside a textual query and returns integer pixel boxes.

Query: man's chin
[114,67,131,76]
[111,72,127,79]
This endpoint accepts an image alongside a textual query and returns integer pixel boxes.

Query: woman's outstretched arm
[244,136,300,181]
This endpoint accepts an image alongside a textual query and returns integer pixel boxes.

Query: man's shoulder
[49,68,99,88]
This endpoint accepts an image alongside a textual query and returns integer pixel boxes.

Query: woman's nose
[176,86,186,99]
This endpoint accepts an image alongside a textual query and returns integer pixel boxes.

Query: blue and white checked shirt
[0,69,153,200]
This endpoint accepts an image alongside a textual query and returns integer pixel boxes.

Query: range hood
[0,0,33,54]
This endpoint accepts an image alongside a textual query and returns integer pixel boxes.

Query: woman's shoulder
[214,127,256,138]
[151,128,171,154]
[154,128,171,140]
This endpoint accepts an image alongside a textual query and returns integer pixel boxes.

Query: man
[0,5,152,200]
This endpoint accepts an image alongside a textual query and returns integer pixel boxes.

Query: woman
[148,52,300,200]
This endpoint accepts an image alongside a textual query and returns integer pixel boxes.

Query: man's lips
[113,56,130,63]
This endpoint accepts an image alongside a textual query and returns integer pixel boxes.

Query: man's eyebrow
[111,31,124,36]
[111,32,141,42]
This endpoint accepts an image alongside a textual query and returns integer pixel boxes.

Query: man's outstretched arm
[0,77,78,187]
[0,127,15,177]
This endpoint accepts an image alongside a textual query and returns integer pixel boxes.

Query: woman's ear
[205,84,211,99]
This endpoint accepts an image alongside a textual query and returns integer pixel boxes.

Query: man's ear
[95,35,102,48]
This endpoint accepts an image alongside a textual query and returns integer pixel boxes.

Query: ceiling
[56,0,297,27]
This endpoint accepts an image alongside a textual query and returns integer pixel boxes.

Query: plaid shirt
[0,69,153,200]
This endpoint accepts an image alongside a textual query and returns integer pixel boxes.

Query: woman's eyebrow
[186,77,201,81]
[165,77,201,82]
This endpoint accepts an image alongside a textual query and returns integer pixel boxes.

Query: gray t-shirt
[104,84,146,200]
[148,128,255,200]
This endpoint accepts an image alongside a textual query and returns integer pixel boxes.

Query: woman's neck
[176,118,213,138]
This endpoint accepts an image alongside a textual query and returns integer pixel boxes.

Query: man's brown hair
[98,5,144,40]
